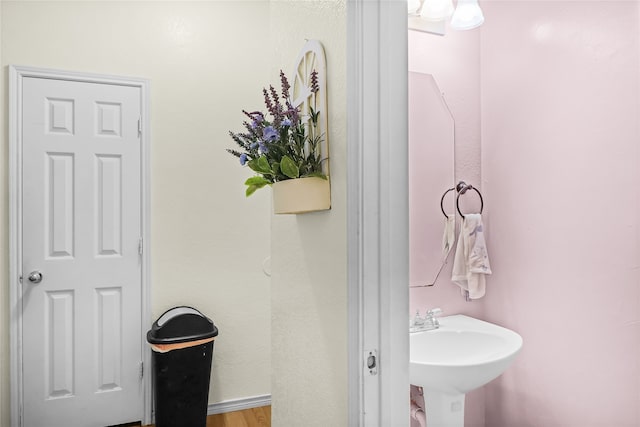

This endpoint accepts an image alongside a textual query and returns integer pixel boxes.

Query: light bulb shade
[450,0,484,30]
[408,0,421,14]
[420,0,454,21]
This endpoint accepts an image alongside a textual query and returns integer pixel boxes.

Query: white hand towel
[451,213,492,299]
[442,216,456,256]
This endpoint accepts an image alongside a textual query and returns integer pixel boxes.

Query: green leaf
[309,106,320,124]
[244,176,271,187]
[280,155,300,179]
[304,172,327,180]
[248,156,273,175]
[244,175,272,197]
[245,185,259,197]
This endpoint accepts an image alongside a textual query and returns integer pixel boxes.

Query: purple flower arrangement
[227,70,326,196]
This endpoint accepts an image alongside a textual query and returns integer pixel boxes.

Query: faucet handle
[412,309,425,326]
[426,308,443,317]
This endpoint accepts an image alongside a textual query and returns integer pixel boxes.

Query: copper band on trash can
[150,337,215,353]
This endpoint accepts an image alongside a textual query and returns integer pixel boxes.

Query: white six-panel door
[20,76,144,426]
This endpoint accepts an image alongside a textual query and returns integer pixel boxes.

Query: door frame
[8,65,152,427]
[347,0,409,425]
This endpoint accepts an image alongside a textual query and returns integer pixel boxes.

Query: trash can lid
[147,306,219,345]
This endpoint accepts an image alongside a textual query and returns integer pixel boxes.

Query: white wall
[269,1,348,426]
[1,2,272,423]
[0,2,7,425]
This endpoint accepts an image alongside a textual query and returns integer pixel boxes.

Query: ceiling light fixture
[408,0,484,32]
[408,0,421,14]
[450,0,484,30]
[420,0,455,22]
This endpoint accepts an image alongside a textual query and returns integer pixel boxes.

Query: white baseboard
[207,394,271,415]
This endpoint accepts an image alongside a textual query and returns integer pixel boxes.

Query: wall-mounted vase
[272,176,331,214]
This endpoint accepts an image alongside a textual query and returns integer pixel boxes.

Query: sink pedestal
[424,391,465,427]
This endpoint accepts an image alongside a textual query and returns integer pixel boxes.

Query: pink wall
[411,2,640,425]
[480,2,640,426]
[408,29,486,427]
[408,26,484,322]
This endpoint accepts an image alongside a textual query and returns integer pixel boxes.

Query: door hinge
[365,349,378,376]
[138,237,143,255]
[138,117,142,137]
[139,361,144,380]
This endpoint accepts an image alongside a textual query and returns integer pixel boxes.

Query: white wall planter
[272,177,331,214]
[271,39,331,215]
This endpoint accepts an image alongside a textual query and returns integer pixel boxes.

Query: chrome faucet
[410,308,443,332]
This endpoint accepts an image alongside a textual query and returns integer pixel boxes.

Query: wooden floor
[141,406,271,427]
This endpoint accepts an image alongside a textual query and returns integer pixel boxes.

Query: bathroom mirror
[409,72,455,287]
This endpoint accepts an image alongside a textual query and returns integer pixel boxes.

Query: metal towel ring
[440,187,456,219]
[456,182,484,219]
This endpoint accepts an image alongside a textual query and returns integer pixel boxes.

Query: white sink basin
[410,315,523,427]
[410,314,523,394]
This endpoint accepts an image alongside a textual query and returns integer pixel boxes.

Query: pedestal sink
[410,315,523,427]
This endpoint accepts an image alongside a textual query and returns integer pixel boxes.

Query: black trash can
[147,306,219,427]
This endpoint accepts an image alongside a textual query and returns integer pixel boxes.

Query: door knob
[28,271,43,284]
